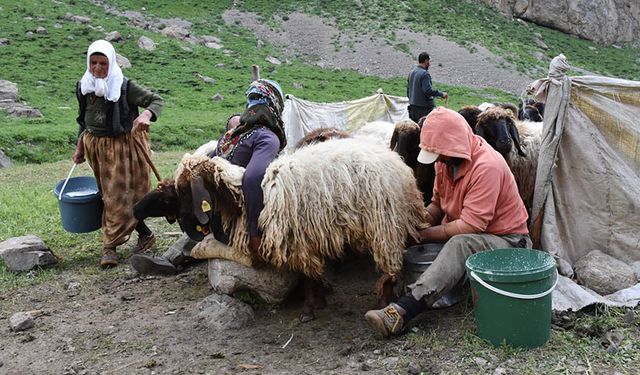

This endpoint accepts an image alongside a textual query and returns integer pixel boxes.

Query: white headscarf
[80,40,124,102]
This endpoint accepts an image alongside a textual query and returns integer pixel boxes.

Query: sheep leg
[375,273,397,308]
[300,276,317,323]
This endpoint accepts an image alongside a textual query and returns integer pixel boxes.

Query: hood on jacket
[418,106,475,163]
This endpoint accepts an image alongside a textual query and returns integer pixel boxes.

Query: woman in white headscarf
[72,39,164,268]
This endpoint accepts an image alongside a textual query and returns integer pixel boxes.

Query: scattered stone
[494,367,508,375]
[105,31,123,42]
[473,357,488,367]
[0,80,18,101]
[66,281,81,297]
[195,73,216,84]
[54,23,62,29]
[116,53,131,69]
[161,25,189,40]
[292,82,303,89]
[200,35,221,44]
[9,312,35,332]
[65,13,90,24]
[0,38,9,45]
[214,63,225,68]
[265,56,282,65]
[407,362,420,375]
[574,250,636,295]
[532,51,546,62]
[208,259,298,304]
[0,149,11,168]
[612,44,622,49]
[138,36,156,51]
[381,357,399,368]
[534,38,548,50]
[256,40,264,49]
[35,26,47,34]
[1,103,43,118]
[0,235,57,272]
[181,46,193,53]
[204,42,223,49]
[211,93,224,101]
[196,294,254,330]
[25,31,34,39]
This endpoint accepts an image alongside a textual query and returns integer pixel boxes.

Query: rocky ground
[222,11,536,95]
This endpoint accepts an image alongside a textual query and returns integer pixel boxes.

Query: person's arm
[72,130,85,164]
[127,80,164,132]
[419,218,481,243]
[420,72,444,99]
[243,131,280,250]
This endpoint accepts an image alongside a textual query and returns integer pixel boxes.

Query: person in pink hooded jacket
[364,107,531,338]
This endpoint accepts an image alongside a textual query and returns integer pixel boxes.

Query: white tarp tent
[282,90,408,149]
[529,55,640,311]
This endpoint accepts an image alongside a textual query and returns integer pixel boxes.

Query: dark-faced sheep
[475,106,542,212]
[295,126,350,149]
[458,105,483,131]
[176,138,425,322]
[389,119,433,205]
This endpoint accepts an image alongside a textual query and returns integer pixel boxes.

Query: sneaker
[131,234,156,254]
[130,254,177,276]
[100,247,119,268]
[364,303,406,337]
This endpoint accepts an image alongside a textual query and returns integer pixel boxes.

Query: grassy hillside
[2,0,637,164]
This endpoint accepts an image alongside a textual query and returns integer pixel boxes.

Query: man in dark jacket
[407,52,448,122]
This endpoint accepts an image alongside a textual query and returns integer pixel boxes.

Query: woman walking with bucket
[71,39,163,268]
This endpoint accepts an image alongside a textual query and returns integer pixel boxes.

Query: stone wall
[479,0,640,44]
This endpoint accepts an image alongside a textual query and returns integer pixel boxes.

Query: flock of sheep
[134,98,544,321]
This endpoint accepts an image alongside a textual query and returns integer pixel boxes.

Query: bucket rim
[465,248,556,283]
[54,176,101,203]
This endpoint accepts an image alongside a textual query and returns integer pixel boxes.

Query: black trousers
[408,103,435,124]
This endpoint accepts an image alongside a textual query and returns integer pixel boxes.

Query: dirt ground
[1,250,477,375]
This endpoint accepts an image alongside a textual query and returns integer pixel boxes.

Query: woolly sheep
[352,120,395,147]
[175,138,426,322]
[475,107,543,212]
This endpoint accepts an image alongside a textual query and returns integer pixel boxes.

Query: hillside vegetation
[1,0,638,164]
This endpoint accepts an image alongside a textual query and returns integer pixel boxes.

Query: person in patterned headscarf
[131,79,287,275]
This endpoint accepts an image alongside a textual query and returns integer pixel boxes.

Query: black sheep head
[133,179,179,224]
[475,110,526,158]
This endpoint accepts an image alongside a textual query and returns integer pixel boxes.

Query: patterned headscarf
[216,79,287,160]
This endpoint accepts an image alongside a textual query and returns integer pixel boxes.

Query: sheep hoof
[299,312,315,323]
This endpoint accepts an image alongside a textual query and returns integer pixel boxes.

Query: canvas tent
[282,89,408,149]
[529,54,640,311]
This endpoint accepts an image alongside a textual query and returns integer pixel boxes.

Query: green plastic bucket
[465,248,557,348]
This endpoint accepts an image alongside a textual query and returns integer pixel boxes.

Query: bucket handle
[469,269,559,300]
[57,163,77,201]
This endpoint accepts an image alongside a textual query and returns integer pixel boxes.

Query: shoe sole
[130,255,177,276]
[364,311,390,338]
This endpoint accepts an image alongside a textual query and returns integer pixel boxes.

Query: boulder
[105,31,123,42]
[208,259,298,304]
[574,250,636,295]
[0,80,18,101]
[137,36,156,51]
[116,53,131,69]
[0,149,11,168]
[478,0,640,44]
[161,25,189,40]
[9,312,34,332]
[196,294,254,330]
[0,235,58,272]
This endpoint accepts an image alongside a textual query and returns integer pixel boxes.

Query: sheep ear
[389,129,398,150]
[190,175,213,225]
[508,120,527,157]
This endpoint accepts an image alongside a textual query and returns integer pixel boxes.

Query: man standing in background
[407,52,448,122]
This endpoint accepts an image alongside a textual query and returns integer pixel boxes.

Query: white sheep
[352,120,395,148]
[175,138,426,322]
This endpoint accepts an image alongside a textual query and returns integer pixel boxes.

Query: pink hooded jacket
[420,107,528,235]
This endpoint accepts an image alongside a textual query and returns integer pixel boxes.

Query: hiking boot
[100,247,119,268]
[131,233,156,254]
[364,303,406,338]
[130,254,177,276]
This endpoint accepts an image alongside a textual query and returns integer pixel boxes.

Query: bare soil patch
[223,11,535,95]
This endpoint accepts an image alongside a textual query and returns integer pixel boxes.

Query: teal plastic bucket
[465,248,557,348]
[54,176,103,233]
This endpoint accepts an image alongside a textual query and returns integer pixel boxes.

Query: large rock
[116,53,131,69]
[479,0,640,44]
[196,294,254,330]
[574,250,637,295]
[208,259,299,304]
[137,36,156,51]
[0,149,11,168]
[0,235,57,272]
[0,80,18,101]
